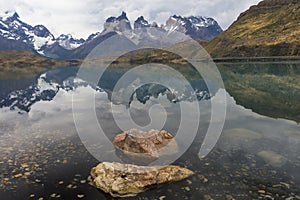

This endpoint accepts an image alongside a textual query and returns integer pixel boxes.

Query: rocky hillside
[206,0,300,58]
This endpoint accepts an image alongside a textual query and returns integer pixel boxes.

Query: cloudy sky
[0,0,261,39]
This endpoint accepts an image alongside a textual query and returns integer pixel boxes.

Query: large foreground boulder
[89,162,194,197]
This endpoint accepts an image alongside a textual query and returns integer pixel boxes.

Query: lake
[0,62,299,199]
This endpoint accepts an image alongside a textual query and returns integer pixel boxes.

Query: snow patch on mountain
[0,11,18,21]
[56,34,85,50]
[0,11,85,55]
[0,11,55,52]
[164,15,223,40]
[0,10,223,58]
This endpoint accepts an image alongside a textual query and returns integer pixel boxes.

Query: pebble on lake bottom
[14,173,22,178]
[258,190,266,194]
[159,196,166,200]
[0,119,299,199]
[80,180,86,184]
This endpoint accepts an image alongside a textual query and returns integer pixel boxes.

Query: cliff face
[164,15,222,40]
[206,0,300,58]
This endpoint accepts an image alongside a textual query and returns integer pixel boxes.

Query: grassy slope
[206,0,300,58]
[0,51,80,79]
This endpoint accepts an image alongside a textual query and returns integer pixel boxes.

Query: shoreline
[212,56,300,63]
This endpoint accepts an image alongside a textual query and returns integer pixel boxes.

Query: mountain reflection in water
[0,63,299,199]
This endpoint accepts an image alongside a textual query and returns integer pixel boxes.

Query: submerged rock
[89,162,194,197]
[223,128,262,141]
[113,128,178,159]
[257,150,287,167]
[284,131,300,143]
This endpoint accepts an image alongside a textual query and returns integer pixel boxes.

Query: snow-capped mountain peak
[0,10,223,59]
[188,16,217,28]
[164,15,222,40]
[33,25,53,38]
[86,32,101,42]
[102,11,132,35]
[0,11,56,54]
[134,16,150,29]
[56,34,85,50]
[117,11,129,21]
[0,11,19,21]
[106,11,129,23]
[0,10,86,55]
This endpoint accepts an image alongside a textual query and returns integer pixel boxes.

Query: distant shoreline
[212,56,300,63]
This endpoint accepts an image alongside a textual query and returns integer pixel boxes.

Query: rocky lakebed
[0,66,300,199]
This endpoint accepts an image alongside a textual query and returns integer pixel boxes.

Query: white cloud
[0,0,261,39]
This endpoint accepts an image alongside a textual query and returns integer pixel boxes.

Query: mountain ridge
[0,11,222,60]
[164,15,222,40]
[205,0,300,58]
[0,11,85,56]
